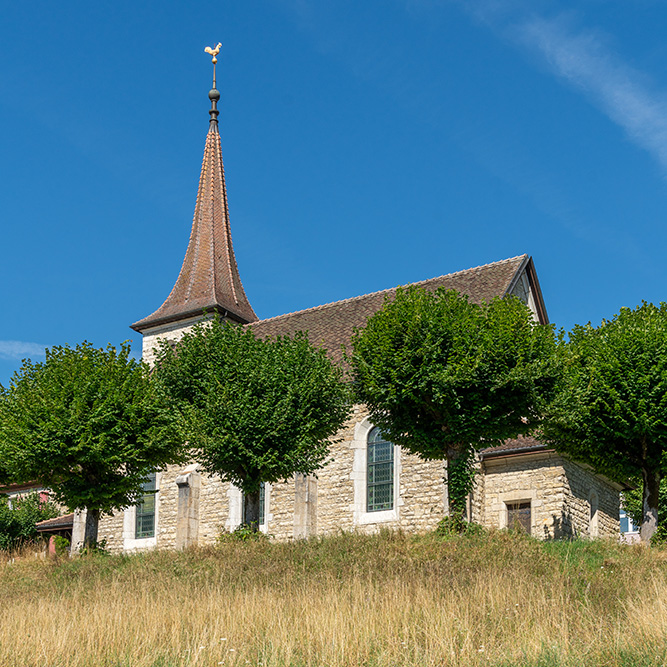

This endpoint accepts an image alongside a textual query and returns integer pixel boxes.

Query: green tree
[543,302,667,543]
[351,287,559,521]
[0,341,181,548]
[153,318,351,531]
[0,492,60,551]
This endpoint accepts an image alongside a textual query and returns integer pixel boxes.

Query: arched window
[367,427,394,512]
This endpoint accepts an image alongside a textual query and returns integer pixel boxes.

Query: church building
[84,67,621,552]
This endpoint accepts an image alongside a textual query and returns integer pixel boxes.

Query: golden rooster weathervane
[205,42,222,89]
[204,42,222,64]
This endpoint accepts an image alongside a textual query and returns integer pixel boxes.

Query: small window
[620,511,630,534]
[367,427,394,512]
[619,493,639,537]
[135,473,157,539]
[620,508,637,534]
[507,501,531,534]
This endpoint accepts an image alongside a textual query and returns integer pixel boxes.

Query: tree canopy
[543,302,667,543]
[0,341,180,547]
[351,287,559,519]
[153,318,351,530]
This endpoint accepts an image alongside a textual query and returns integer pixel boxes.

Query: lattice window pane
[368,481,393,511]
[141,493,155,514]
[367,427,394,512]
[368,461,393,485]
[136,512,154,538]
[135,472,156,539]
[369,440,393,464]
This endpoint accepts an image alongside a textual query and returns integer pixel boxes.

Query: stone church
[76,78,621,552]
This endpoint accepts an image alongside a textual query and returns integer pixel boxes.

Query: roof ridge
[250,254,528,328]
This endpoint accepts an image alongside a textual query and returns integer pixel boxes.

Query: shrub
[0,492,60,551]
[52,535,70,556]
[218,525,270,543]
[434,516,488,538]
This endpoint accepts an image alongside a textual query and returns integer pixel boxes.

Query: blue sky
[2,0,667,386]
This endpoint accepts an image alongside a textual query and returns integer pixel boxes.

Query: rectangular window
[506,501,531,534]
[367,435,394,512]
[135,473,156,539]
[620,508,637,534]
[241,484,266,526]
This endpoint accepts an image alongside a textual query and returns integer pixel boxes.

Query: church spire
[131,45,258,333]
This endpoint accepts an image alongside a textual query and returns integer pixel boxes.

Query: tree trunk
[83,509,100,549]
[243,490,261,532]
[640,466,660,544]
[446,446,469,527]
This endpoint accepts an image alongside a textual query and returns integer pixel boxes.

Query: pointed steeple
[132,47,257,332]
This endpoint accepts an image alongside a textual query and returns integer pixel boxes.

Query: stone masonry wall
[98,468,237,553]
[313,405,447,535]
[157,465,231,549]
[99,447,621,551]
[98,510,124,553]
[315,405,361,534]
[480,452,620,539]
[268,477,297,539]
[99,404,451,550]
[561,458,619,538]
[481,452,567,539]
[141,316,209,367]
[394,453,447,532]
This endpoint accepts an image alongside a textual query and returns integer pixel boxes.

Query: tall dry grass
[1,530,666,667]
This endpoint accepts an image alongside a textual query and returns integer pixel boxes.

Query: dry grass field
[1,529,666,667]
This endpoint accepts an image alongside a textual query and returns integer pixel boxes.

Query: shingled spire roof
[131,66,257,333]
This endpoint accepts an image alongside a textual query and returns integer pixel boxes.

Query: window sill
[123,536,157,551]
[355,508,398,525]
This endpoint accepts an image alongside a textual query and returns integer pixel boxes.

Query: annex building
[70,77,621,552]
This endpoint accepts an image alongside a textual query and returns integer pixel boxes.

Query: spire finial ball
[209,88,220,102]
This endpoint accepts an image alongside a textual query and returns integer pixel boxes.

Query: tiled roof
[249,254,530,365]
[0,482,43,495]
[132,118,257,332]
[35,513,75,532]
[479,435,549,458]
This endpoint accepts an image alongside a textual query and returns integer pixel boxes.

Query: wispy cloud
[455,0,667,173]
[514,15,667,171]
[294,0,667,173]
[0,341,48,361]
